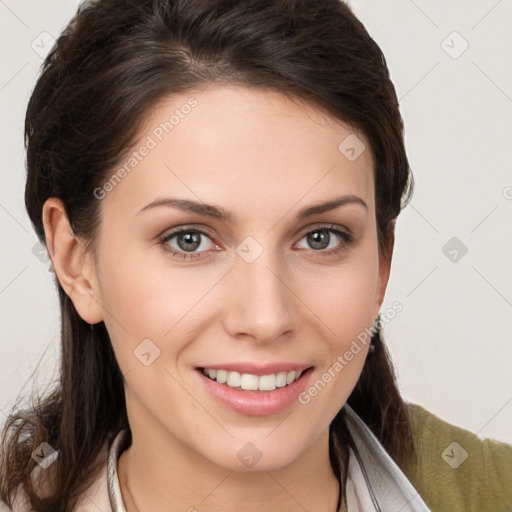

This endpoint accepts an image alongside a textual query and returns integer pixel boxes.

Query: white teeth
[276,371,288,387]
[216,369,228,383]
[227,371,241,387]
[258,374,277,391]
[201,368,306,391]
[240,373,259,390]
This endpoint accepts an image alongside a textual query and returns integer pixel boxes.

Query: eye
[160,228,219,260]
[160,224,353,261]
[295,225,353,255]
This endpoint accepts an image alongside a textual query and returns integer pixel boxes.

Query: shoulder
[1,440,111,512]
[402,402,512,512]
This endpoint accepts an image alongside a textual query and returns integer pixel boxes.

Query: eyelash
[159,224,354,261]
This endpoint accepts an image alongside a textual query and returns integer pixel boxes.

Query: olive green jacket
[399,404,512,512]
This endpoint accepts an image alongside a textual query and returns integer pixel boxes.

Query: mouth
[197,366,313,392]
[195,365,315,416]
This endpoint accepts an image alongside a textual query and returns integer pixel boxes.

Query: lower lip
[196,367,314,416]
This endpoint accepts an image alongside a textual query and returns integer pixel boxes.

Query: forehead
[102,85,375,219]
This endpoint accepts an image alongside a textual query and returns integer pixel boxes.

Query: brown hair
[0,0,414,510]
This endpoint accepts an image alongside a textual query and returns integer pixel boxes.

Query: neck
[117,417,341,512]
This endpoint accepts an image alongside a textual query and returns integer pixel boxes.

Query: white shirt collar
[343,404,430,511]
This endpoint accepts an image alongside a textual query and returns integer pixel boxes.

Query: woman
[1,0,511,511]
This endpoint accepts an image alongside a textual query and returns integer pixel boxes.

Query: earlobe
[42,197,104,324]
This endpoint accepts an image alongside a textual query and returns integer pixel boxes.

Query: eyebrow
[137,194,367,222]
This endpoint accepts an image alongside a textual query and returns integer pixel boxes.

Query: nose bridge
[225,238,295,342]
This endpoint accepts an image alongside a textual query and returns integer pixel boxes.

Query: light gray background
[1,0,511,444]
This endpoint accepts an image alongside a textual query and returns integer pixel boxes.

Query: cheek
[96,246,222,365]
[303,249,380,346]
[295,264,377,422]
[311,269,376,370]
[94,244,175,356]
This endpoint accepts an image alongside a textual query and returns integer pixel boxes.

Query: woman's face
[87,85,391,471]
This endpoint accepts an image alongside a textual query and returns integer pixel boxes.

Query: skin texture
[43,85,393,512]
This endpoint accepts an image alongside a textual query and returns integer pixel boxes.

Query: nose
[222,245,297,345]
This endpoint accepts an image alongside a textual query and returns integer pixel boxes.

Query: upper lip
[197,362,313,376]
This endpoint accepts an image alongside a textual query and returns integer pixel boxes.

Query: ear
[42,197,104,324]
[375,220,395,312]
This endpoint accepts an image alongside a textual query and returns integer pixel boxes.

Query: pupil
[179,232,200,251]
[309,230,328,250]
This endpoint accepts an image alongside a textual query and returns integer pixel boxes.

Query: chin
[200,435,308,473]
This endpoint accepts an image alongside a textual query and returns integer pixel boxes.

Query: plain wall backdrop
[1,0,511,444]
